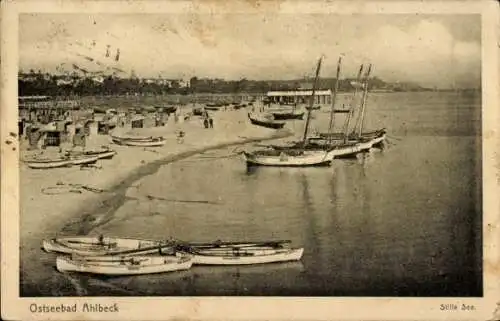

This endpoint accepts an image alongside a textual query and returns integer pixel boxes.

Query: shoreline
[59,128,293,236]
[20,110,294,296]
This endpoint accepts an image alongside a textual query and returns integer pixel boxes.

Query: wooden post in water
[301,56,323,144]
[327,56,343,145]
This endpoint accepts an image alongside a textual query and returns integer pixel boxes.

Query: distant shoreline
[16,89,482,103]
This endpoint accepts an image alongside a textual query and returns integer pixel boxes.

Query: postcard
[1,0,499,320]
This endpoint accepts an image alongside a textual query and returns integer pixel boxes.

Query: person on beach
[98,234,105,245]
[209,118,214,128]
[177,130,185,144]
[203,118,209,128]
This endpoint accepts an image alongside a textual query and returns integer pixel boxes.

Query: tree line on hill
[19,70,438,97]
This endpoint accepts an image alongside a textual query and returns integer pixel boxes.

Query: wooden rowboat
[43,236,291,256]
[67,149,116,160]
[270,111,304,120]
[110,134,159,142]
[25,158,72,169]
[24,154,99,169]
[56,255,193,275]
[178,248,304,265]
[111,136,166,147]
[42,237,168,256]
[178,239,291,249]
[79,149,117,160]
[119,138,166,147]
[70,155,100,165]
[243,150,333,167]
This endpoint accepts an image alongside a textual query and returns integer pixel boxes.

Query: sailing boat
[316,63,386,150]
[243,57,334,167]
[268,57,363,158]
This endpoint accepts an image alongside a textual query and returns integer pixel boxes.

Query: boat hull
[110,135,157,142]
[121,140,166,147]
[71,155,99,165]
[86,150,117,160]
[182,248,304,265]
[270,112,304,120]
[248,113,285,129]
[42,237,167,256]
[112,137,166,147]
[25,159,72,169]
[243,151,332,167]
[271,132,386,159]
[318,129,387,142]
[70,150,117,160]
[43,237,290,256]
[56,256,193,275]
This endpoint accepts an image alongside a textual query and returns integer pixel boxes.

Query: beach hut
[131,115,145,129]
[143,115,156,128]
[93,113,113,135]
[83,119,98,136]
[38,123,62,147]
[26,124,42,149]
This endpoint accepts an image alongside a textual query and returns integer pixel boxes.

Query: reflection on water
[49,92,482,296]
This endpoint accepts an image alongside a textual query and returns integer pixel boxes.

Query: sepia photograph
[1,0,499,320]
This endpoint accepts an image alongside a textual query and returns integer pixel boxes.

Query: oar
[175,239,292,248]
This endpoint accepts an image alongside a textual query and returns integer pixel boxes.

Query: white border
[2,1,499,320]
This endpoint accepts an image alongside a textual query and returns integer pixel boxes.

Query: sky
[19,13,481,88]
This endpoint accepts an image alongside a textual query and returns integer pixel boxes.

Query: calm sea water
[53,92,483,296]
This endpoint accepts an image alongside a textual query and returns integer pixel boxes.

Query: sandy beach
[20,109,293,295]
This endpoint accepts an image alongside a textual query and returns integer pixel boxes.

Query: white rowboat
[70,155,100,165]
[56,255,193,275]
[25,158,72,169]
[43,236,291,256]
[112,137,166,147]
[120,139,166,147]
[25,154,99,169]
[243,150,333,167]
[42,237,167,256]
[179,248,304,265]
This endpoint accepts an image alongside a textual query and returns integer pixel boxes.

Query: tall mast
[357,64,372,137]
[302,56,323,143]
[327,56,343,145]
[342,64,364,143]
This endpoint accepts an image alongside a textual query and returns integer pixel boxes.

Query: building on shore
[266,89,332,105]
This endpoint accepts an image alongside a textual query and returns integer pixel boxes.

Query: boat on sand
[70,155,100,165]
[24,154,99,169]
[111,136,166,147]
[68,148,117,160]
[24,158,72,169]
